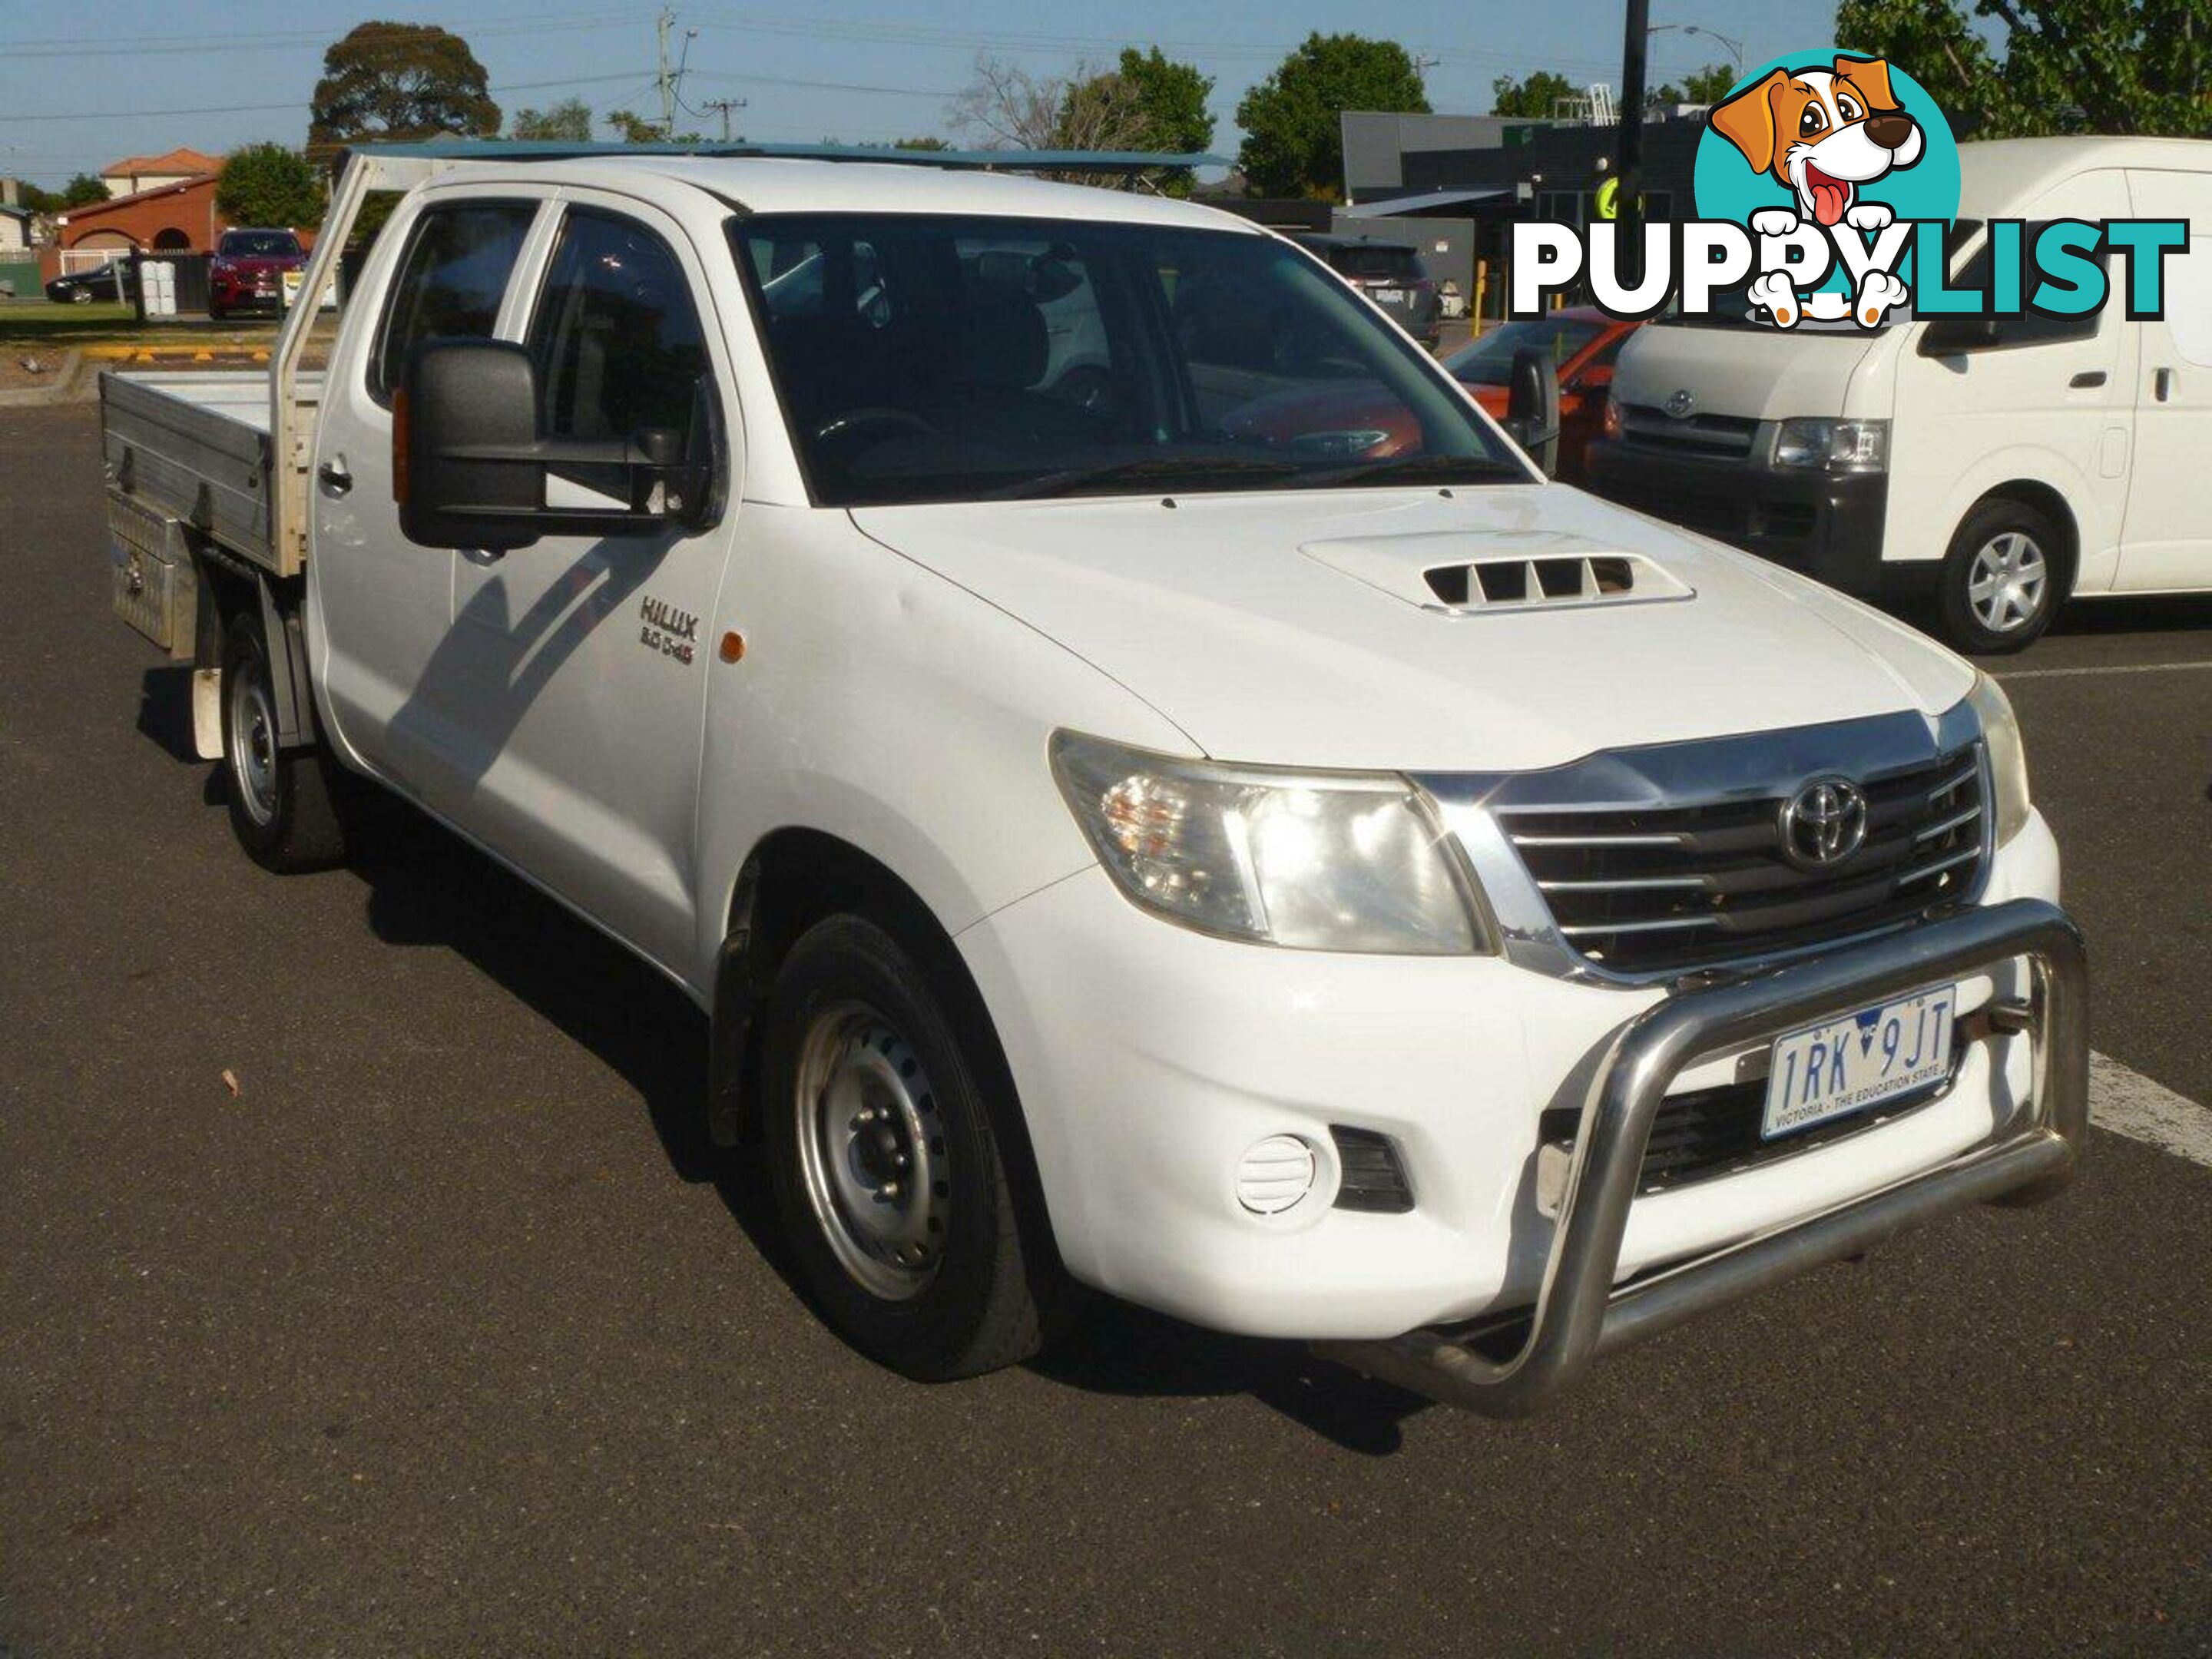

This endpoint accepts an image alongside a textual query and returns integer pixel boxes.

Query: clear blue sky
[0,0,1855,187]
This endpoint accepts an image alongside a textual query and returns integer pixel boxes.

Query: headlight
[1774,416,1888,472]
[1966,672,2031,846]
[1050,732,1484,954]
[1602,392,1622,439]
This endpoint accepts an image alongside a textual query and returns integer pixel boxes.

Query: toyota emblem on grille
[1664,388,1695,419]
[1778,777,1869,871]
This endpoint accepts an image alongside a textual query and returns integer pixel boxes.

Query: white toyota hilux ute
[100,144,2088,1415]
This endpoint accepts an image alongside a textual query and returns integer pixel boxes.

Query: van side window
[528,208,711,494]
[370,200,536,405]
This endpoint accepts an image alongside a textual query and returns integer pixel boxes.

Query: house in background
[54,158,227,260]
[0,204,31,254]
[101,148,223,200]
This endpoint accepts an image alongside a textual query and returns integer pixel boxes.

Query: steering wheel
[813,406,940,445]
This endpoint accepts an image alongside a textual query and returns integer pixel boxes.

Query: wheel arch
[709,826,1067,1274]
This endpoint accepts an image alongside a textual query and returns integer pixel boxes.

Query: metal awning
[1341,187,1510,217]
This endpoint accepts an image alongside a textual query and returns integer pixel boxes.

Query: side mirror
[1919,316,2004,356]
[396,339,720,551]
[1504,346,1561,477]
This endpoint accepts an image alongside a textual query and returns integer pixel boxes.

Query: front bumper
[1316,895,2085,1416]
[958,812,2073,1373]
[1584,436,1889,597]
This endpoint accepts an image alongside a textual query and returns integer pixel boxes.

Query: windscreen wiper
[1293,453,1535,489]
[992,455,1304,500]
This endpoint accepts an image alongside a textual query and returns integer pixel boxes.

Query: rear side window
[370,200,535,403]
[527,208,711,495]
[1336,246,1419,281]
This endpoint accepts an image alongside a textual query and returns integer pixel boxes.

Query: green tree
[1491,70,1576,118]
[14,181,61,214]
[512,98,594,141]
[1684,63,1742,104]
[1110,46,1214,194]
[308,22,500,159]
[893,135,952,151]
[604,110,700,143]
[1237,33,1430,198]
[216,143,323,228]
[1836,0,2209,136]
[58,173,110,208]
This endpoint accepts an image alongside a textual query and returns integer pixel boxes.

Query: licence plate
[1370,286,1405,303]
[1763,985,1956,1140]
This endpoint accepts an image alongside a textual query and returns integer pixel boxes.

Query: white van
[1590,137,2211,651]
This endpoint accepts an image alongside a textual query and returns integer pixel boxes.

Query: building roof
[0,204,31,221]
[103,147,223,178]
[1341,187,1511,217]
[55,173,214,224]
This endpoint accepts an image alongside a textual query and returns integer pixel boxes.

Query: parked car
[1218,307,1639,482]
[1293,232,1442,346]
[45,259,134,305]
[1587,136,2212,652]
[97,144,2087,1417]
[207,227,307,320]
[1440,310,1641,478]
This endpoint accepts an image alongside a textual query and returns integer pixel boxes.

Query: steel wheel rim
[793,1001,947,1301]
[1965,530,2048,634]
[227,660,280,826]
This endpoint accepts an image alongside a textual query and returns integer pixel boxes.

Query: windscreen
[733,214,1520,507]
[1445,316,1605,382]
[220,230,302,258]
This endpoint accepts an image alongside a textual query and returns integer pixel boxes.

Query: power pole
[1616,0,1650,282]
[656,8,677,138]
[704,98,746,142]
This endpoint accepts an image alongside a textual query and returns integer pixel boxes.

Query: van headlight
[1774,417,1888,472]
[1050,732,1485,954]
[1966,672,2031,846]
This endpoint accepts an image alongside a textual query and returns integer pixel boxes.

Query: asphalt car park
[2,401,2206,1657]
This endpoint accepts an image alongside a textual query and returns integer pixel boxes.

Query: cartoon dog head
[1709,56,1924,227]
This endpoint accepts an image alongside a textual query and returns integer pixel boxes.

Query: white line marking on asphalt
[1998,660,2212,681]
[2091,1051,2212,1169]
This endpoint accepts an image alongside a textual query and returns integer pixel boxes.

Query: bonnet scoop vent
[1302,531,1695,614]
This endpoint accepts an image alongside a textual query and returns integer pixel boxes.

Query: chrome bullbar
[1315,897,2088,1417]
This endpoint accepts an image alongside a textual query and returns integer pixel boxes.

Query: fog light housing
[1235,1134,1319,1215]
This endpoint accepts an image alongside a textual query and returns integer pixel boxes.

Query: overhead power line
[0,71,654,124]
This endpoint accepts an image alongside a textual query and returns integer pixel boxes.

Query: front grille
[1501,747,1985,974]
[1618,404,1760,459]
[1537,1033,1962,1193]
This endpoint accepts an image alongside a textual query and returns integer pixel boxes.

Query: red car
[1220,308,1641,482]
[207,228,307,321]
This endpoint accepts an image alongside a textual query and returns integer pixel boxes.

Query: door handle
[2068,370,2105,389]
[2155,367,2177,402]
[316,457,353,498]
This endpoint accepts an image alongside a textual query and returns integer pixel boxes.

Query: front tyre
[1936,500,2061,654]
[220,607,347,872]
[763,914,1051,1381]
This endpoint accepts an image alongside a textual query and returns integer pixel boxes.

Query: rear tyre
[207,302,227,322]
[220,607,347,872]
[1936,499,2062,654]
[763,914,1051,1381]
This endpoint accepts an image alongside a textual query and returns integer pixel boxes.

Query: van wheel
[1936,500,2061,654]
[763,914,1051,1381]
[220,608,348,872]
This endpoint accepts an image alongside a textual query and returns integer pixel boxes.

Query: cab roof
[359,139,1246,230]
